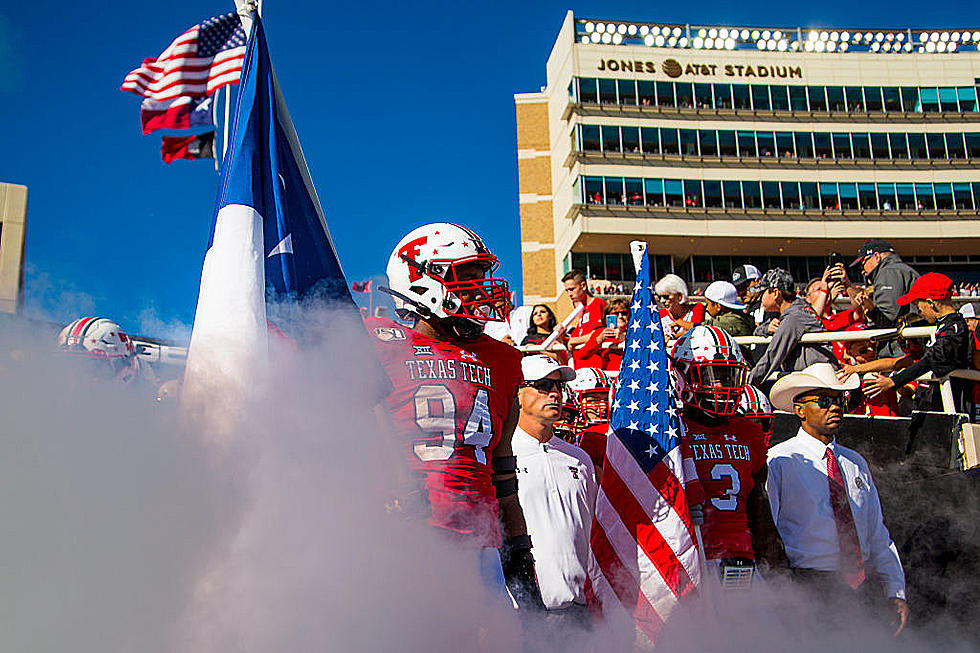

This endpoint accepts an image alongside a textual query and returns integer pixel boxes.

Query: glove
[689,503,705,526]
[500,535,546,612]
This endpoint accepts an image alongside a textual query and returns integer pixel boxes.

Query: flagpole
[223,85,231,161]
[628,240,716,615]
[213,91,221,172]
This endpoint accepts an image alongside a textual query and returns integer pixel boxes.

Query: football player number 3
[710,463,740,511]
[413,385,494,464]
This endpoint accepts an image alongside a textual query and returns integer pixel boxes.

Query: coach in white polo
[515,354,598,636]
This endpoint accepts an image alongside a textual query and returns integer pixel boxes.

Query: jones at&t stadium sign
[597,58,803,79]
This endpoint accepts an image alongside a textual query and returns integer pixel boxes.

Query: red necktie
[825,447,866,589]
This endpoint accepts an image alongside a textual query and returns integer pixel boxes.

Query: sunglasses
[796,395,846,409]
[657,294,675,301]
[613,310,630,317]
[521,378,567,394]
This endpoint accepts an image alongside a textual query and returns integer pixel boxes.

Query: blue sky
[1,1,978,339]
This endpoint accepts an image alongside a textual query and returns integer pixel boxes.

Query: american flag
[121,13,246,102]
[587,243,703,643]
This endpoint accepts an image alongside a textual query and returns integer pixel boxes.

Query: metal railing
[519,323,980,414]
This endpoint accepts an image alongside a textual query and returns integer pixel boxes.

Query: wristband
[816,288,829,295]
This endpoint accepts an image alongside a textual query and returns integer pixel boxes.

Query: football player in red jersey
[567,367,612,479]
[738,384,774,448]
[671,326,786,588]
[368,222,544,612]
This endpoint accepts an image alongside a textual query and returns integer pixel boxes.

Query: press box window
[645,179,664,206]
[583,177,604,203]
[622,127,640,153]
[641,127,660,154]
[599,79,617,104]
[581,125,600,152]
[601,125,620,152]
[578,78,598,103]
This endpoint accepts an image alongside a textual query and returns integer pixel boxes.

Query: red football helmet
[552,387,581,443]
[738,384,774,447]
[386,223,512,339]
[671,325,747,417]
[57,317,140,383]
[569,367,612,426]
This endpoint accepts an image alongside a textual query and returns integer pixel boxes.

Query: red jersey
[681,414,767,561]
[575,329,624,372]
[568,296,606,368]
[366,317,523,548]
[576,422,609,472]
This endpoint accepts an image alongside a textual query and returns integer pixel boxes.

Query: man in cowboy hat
[766,363,909,636]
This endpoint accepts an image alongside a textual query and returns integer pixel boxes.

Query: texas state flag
[182,13,353,428]
[141,96,215,134]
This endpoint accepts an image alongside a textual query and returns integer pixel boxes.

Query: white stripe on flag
[181,204,268,439]
[595,490,680,622]
[605,438,702,585]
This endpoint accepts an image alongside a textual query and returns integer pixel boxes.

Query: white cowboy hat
[769,362,860,412]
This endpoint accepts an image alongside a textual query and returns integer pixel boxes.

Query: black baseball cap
[850,239,895,267]
[731,264,762,287]
[758,268,795,294]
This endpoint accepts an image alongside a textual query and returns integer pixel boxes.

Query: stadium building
[0,182,27,314]
[515,12,980,311]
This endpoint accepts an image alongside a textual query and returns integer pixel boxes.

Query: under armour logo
[724,434,737,442]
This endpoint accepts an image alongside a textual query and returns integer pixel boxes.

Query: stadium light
[903,42,913,52]
[740,29,750,40]
[596,23,606,33]
[640,25,650,35]
[804,41,814,51]
[937,41,946,52]
[918,32,928,43]
[585,22,595,32]
[820,31,829,41]
[752,29,761,40]
[841,31,850,42]
[590,33,601,43]
[719,28,729,39]
[651,26,662,35]
[709,28,718,38]
[726,37,736,49]
[774,30,783,40]
[951,31,960,42]
[940,31,950,41]
[949,42,957,52]
[777,39,788,51]
[830,31,839,41]
[693,37,704,48]
[601,32,612,44]
[698,28,707,37]
[628,24,637,35]
[791,40,801,51]
[762,29,771,39]
[706,37,716,48]
[930,32,939,42]
[839,41,849,51]
[926,41,936,52]
[672,27,682,37]
[827,41,837,52]
[757,39,767,50]
[655,35,666,46]
[974,31,980,41]
[679,36,689,47]
[815,40,826,52]
[644,34,654,46]
[896,33,905,42]
[885,32,894,41]
[668,35,677,46]
[612,33,623,44]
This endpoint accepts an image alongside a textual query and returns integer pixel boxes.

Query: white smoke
[0,304,975,653]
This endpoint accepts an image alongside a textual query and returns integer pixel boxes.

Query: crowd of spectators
[511,239,980,420]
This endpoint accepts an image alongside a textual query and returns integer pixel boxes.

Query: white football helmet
[671,325,747,417]
[58,317,139,383]
[738,384,774,445]
[569,367,612,425]
[385,223,512,339]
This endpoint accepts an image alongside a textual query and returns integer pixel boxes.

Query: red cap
[897,273,954,306]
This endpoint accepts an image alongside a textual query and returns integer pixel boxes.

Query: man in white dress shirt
[767,363,910,635]
[514,355,599,644]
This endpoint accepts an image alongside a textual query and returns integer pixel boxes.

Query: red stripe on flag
[602,462,693,598]
[590,516,665,641]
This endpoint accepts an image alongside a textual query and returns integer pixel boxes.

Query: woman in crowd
[655,273,705,339]
[520,304,568,362]
[574,298,628,371]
